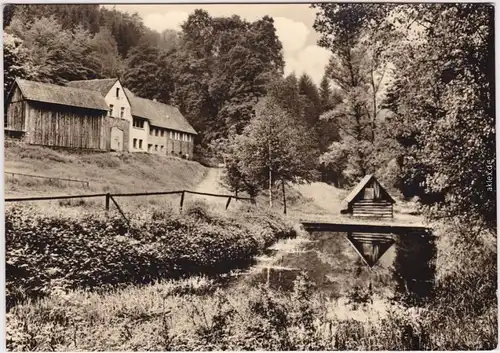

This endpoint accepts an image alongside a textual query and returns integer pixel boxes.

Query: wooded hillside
[4,4,495,231]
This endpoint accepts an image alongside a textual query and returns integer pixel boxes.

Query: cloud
[272,17,309,56]
[144,11,189,32]
[284,45,331,84]
[260,17,330,85]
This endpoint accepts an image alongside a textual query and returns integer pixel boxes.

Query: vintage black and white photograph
[3,2,497,351]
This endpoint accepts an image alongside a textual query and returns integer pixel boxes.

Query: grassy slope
[4,141,210,214]
[4,141,209,196]
[4,140,208,196]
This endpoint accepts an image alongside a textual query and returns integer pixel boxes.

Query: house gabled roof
[124,88,197,135]
[66,78,119,96]
[14,78,109,111]
[342,174,396,206]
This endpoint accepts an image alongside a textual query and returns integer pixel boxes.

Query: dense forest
[4,4,495,232]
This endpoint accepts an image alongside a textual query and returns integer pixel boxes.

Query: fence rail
[5,172,90,188]
[5,190,255,212]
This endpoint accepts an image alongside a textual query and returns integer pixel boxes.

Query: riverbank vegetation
[5,202,298,310]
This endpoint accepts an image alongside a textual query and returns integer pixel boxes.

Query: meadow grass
[4,141,209,198]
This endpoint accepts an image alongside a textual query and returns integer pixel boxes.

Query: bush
[5,205,297,309]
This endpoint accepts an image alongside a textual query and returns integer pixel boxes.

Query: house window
[161,145,164,151]
[116,87,120,98]
[150,128,154,136]
[155,129,159,136]
[139,139,143,149]
[133,138,137,149]
[155,145,158,151]
[133,118,144,129]
[109,104,114,117]
[120,107,125,118]
[148,144,152,152]
[161,130,165,137]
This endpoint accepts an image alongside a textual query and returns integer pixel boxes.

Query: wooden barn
[341,175,396,218]
[5,78,111,150]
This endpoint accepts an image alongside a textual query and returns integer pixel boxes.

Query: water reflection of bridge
[295,216,437,300]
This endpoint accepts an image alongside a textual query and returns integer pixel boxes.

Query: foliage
[313,3,395,186]
[9,4,102,33]
[5,204,297,309]
[6,268,497,351]
[122,42,176,103]
[382,4,495,231]
[3,32,38,92]
[172,10,284,145]
[226,95,319,206]
[90,26,123,78]
[6,16,102,85]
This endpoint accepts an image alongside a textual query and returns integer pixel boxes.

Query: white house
[67,78,150,153]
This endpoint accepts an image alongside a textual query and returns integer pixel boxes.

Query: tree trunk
[268,140,273,208]
[370,68,377,144]
[281,179,287,215]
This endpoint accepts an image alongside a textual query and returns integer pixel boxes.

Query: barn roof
[124,88,197,135]
[342,174,396,206]
[15,79,109,111]
[66,78,118,96]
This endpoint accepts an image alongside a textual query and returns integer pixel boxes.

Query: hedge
[5,204,297,309]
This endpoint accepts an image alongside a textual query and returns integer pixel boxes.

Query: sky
[105,4,331,84]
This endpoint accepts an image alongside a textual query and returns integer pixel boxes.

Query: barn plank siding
[24,102,108,150]
[5,87,26,132]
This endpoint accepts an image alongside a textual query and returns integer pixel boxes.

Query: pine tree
[319,74,333,113]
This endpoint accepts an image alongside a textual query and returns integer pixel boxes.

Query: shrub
[5,205,297,309]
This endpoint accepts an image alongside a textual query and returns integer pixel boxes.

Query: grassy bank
[5,201,298,309]
[4,140,208,198]
[6,208,497,351]
[6,269,496,351]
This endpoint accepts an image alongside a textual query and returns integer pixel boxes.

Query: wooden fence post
[282,180,287,215]
[179,191,185,211]
[105,193,110,210]
[109,195,130,227]
[225,196,232,210]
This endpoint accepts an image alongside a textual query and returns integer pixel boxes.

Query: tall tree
[122,42,176,103]
[298,73,322,127]
[90,27,123,78]
[230,96,318,210]
[99,7,147,57]
[11,4,102,33]
[3,33,37,92]
[383,4,495,231]
[173,10,284,146]
[313,3,393,184]
[319,74,333,113]
[6,15,101,84]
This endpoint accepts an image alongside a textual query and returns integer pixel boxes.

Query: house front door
[110,127,123,151]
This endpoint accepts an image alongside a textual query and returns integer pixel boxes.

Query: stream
[234,226,437,315]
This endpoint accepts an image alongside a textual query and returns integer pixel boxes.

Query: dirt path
[188,167,229,207]
[195,167,226,194]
